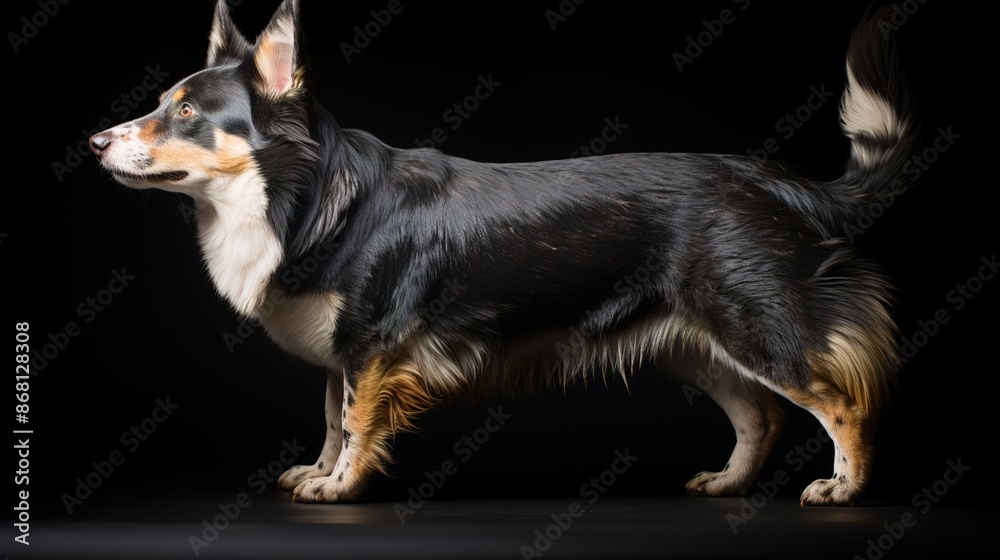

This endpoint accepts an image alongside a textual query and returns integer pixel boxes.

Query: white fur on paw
[685,470,751,496]
[800,478,855,506]
[292,475,353,503]
[278,464,329,491]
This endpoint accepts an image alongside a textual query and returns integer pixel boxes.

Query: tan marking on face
[158,85,186,105]
[213,131,254,175]
[139,119,165,143]
[148,139,211,174]
[146,131,254,178]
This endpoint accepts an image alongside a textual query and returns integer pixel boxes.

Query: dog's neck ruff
[195,167,283,317]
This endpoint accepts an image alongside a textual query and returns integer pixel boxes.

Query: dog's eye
[178,103,195,119]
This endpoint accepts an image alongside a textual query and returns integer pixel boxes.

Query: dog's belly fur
[258,289,344,370]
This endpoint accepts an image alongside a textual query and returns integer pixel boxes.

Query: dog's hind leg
[781,261,896,506]
[780,379,875,506]
[278,369,345,490]
[293,355,434,503]
[673,352,785,497]
[776,336,887,507]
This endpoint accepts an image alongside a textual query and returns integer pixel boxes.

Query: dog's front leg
[278,369,344,490]
[292,355,434,503]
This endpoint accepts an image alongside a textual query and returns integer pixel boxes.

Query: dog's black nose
[89,132,112,157]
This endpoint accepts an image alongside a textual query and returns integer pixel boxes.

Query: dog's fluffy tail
[834,6,920,226]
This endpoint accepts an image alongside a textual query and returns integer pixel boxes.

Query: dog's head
[90,0,306,199]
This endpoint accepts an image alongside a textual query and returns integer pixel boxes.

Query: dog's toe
[278,464,328,491]
[685,470,751,496]
[292,476,349,503]
[800,478,854,506]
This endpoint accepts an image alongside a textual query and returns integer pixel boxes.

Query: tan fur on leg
[783,377,875,506]
[292,355,435,503]
[347,355,437,476]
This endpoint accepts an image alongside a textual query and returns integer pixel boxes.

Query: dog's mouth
[113,170,189,183]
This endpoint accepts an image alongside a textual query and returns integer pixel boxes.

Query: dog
[90,0,917,506]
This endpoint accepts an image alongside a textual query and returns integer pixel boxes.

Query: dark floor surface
[11,491,996,559]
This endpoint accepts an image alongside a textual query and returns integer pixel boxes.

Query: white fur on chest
[193,168,343,368]
[196,170,284,318]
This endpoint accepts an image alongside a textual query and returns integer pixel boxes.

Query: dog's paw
[278,464,329,491]
[800,478,855,506]
[292,475,356,503]
[685,470,751,496]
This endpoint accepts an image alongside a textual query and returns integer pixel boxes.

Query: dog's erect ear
[251,0,303,98]
[206,0,252,67]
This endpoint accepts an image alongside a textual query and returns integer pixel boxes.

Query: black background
[5,0,995,523]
